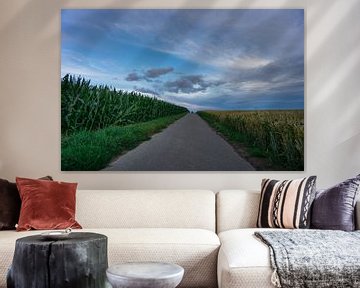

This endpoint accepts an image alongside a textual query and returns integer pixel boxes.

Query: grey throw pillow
[311,174,360,231]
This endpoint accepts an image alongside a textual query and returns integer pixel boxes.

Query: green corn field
[198,110,304,170]
[61,74,188,135]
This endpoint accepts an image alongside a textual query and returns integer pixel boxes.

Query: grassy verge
[61,113,186,171]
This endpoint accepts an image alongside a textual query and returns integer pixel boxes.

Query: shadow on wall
[306,0,360,183]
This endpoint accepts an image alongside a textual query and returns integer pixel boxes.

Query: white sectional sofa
[216,190,360,288]
[0,190,219,288]
[216,190,274,288]
[1,189,359,288]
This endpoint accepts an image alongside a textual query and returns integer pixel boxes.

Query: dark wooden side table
[7,232,108,288]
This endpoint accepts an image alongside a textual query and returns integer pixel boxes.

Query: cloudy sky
[61,9,304,111]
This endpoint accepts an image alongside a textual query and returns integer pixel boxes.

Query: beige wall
[0,0,359,190]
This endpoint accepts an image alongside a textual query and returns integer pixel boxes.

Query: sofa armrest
[356,200,360,230]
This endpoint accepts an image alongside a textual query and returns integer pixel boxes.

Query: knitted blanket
[255,230,360,288]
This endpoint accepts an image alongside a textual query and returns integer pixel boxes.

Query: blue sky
[61,9,304,111]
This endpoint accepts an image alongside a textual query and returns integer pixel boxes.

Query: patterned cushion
[257,176,317,229]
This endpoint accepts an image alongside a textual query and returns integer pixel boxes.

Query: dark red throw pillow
[0,176,53,230]
[16,177,82,231]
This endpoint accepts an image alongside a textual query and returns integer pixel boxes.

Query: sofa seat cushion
[218,228,282,288]
[102,228,220,288]
[0,228,219,288]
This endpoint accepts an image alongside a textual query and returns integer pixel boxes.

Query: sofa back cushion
[216,190,260,233]
[217,189,360,233]
[76,190,216,231]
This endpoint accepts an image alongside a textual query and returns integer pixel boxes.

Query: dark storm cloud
[164,75,224,94]
[145,67,174,78]
[125,72,141,81]
[125,67,174,82]
[224,55,304,95]
[256,56,304,83]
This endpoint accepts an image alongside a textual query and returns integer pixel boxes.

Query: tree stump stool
[7,232,108,288]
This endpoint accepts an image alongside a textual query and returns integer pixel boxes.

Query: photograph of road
[61,9,304,171]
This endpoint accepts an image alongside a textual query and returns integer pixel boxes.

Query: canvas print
[61,9,304,171]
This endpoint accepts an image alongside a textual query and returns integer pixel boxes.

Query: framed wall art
[61,9,304,171]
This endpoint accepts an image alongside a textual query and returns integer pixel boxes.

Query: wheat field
[198,110,304,170]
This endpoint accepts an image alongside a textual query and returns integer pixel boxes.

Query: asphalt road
[103,113,255,171]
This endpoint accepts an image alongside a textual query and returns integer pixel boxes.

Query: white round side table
[106,262,184,288]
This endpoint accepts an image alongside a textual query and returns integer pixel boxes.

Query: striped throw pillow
[257,176,317,229]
